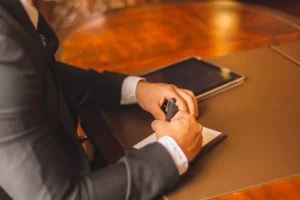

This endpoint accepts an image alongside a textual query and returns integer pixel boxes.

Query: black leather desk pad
[271,40,300,66]
[99,47,300,199]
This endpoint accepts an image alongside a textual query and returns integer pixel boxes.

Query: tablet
[141,56,245,100]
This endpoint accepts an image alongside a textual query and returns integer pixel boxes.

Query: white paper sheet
[133,127,222,149]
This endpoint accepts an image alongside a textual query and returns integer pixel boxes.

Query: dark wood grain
[58,1,300,199]
[213,176,300,200]
[58,2,300,75]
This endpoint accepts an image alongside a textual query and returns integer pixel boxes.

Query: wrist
[158,136,189,175]
[135,80,147,104]
[121,76,145,105]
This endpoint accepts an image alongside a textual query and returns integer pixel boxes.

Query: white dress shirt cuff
[120,76,145,105]
[158,136,189,175]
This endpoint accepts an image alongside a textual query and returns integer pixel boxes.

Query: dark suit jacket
[0,1,179,199]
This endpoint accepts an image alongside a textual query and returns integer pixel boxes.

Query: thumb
[151,120,169,133]
[151,106,166,121]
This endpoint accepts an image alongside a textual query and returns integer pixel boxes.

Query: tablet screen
[142,57,243,97]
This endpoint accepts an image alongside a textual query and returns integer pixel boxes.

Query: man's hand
[136,81,198,120]
[152,111,203,162]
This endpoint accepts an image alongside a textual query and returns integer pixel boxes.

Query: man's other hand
[136,82,198,120]
[152,111,203,162]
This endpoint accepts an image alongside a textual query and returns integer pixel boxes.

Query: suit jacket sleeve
[0,29,179,200]
[56,61,128,108]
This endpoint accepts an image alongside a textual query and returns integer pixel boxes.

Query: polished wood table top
[57,1,300,199]
[57,1,300,74]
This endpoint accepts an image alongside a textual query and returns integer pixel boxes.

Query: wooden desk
[79,47,300,199]
[57,1,300,73]
[271,40,300,65]
[57,1,300,199]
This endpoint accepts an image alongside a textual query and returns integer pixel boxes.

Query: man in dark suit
[0,1,203,199]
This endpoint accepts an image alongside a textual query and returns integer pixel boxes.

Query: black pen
[165,98,177,122]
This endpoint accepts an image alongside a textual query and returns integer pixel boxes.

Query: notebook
[134,127,227,162]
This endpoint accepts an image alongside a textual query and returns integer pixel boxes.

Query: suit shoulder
[0,17,26,62]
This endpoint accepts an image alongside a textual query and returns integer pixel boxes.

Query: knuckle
[171,84,178,89]
[187,90,195,96]
[183,89,191,94]
[197,124,203,132]
[190,117,196,124]
[151,120,157,127]
[168,85,174,90]
[165,85,174,92]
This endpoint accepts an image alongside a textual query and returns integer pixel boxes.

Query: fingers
[170,110,191,121]
[151,120,170,134]
[164,85,198,117]
[185,89,198,117]
[175,88,198,117]
[151,105,166,120]
[164,86,188,113]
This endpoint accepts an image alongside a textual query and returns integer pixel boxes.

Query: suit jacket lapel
[36,15,83,146]
[37,13,59,56]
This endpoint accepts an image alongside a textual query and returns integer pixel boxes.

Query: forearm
[119,143,180,200]
[56,62,128,108]
[0,123,178,200]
